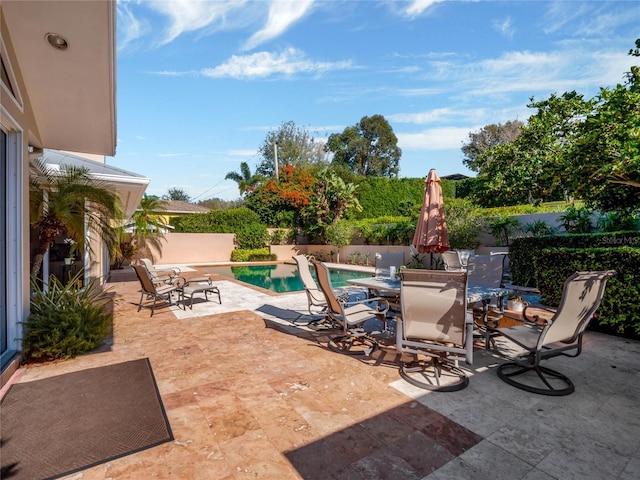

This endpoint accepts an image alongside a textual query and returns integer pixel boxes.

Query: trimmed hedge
[230,248,277,262]
[350,177,455,220]
[172,207,270,249]
[510,231,640,287]
[534,247,640,338]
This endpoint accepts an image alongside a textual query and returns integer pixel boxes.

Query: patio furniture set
[294,252,615,397]
[132,260,221,317]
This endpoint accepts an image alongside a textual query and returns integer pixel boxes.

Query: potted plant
[507,294,527,312]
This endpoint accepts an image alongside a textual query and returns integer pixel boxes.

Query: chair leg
[399,356,469,392]
[497,362,575,396]
[328,329,378,356]
[137,292,144,312]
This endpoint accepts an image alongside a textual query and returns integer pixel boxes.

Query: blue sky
[110,0,640,202]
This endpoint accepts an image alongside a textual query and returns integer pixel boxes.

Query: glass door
[0,129,7,357]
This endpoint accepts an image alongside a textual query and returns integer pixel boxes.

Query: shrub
[444,198,485,249]
[173,207,264,233]
[230,248,276,262]
[558,205,594,233]
[487,216,522,246]
[235,223,270,249]
[524,220,556,236]
[510,232,640,287]
[534,247,640,338]
[23,274,113,360]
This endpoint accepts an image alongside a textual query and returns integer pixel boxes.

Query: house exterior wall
[0,14,35,380]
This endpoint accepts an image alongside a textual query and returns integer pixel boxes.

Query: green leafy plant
[22,273,113,360]
[597,212,639,232]
[524,220,556,237]
[349,252,360,264]
[488,216,522,246]
[558,206,594,234]
[230,248,276,262]
[363,252,371,265]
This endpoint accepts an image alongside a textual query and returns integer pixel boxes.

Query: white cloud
[434,48,631,97]
[397,127,474,150]
[389,108,487,125]
[116,2,150,51]
[201,48,353,79]
[403,0,443,18]
[149,0,249,45]
[243,0,315,50]
[228,149,258,156]
[493,16,515,38]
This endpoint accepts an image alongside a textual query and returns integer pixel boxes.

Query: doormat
[1,358,173,480]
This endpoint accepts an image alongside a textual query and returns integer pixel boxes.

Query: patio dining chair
[396,269,473,392]
[133,264,181,317]
[313,260,389,356]
[140,258,180,286]
[293,254,328,315]
[495,270,615,396]
[441,251,465,272]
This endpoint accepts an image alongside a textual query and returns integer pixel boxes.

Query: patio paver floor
[3,266,639,479]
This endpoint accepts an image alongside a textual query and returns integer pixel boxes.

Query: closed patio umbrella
[412,169,450,266]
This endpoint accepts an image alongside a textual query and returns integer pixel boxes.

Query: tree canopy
[325,114,401,177]
[225,161,263,197]
[163,187,191,202]
[256,121,328,177]
[29,159,122,277]
[461,120,523,173]
[466,39,640,213]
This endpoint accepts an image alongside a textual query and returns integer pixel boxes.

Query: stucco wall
[135,233,236,264]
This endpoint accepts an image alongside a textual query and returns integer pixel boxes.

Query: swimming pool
[198,263,373,294]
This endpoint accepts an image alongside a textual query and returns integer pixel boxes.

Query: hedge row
[534,247,640,338]
[509,231,640,287]
[350,177,455,220]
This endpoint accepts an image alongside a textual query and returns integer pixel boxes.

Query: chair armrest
[522,303,555,325]
[341,296,390,315]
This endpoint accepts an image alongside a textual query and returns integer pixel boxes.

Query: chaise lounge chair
[133,264,181,316]
[140,258,180,286]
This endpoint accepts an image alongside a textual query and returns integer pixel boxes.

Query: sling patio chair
[133,264,181,317]
[140,258,180,286]
[396,269,473,392]
[371,252,405,311]
[441,251,465,272]
[495,270,615,396]
[293,254,328,315]
[467,254,508,347]
[313,260,389,356]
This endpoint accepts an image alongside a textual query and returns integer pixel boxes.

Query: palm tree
[111,195,167,268]
[29,158,122,277]
[225,162,262,196]
[132,195,168,236]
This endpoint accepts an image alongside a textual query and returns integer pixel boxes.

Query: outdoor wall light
[45,33,68,50]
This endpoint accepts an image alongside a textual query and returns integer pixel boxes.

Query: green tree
[461,120,523,172]
[225,161,263,197]
[566,39,640,213]
[29,159,122,277]
[256,121,328,177]
[326,114,401,177]
[163,187,191,202]
[472,92,593,207]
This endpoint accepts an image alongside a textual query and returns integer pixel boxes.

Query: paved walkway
[4,267,640,479]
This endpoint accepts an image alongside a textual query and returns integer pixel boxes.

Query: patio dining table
[346,275,512,349]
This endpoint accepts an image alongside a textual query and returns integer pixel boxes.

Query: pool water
[199,263,373,294]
